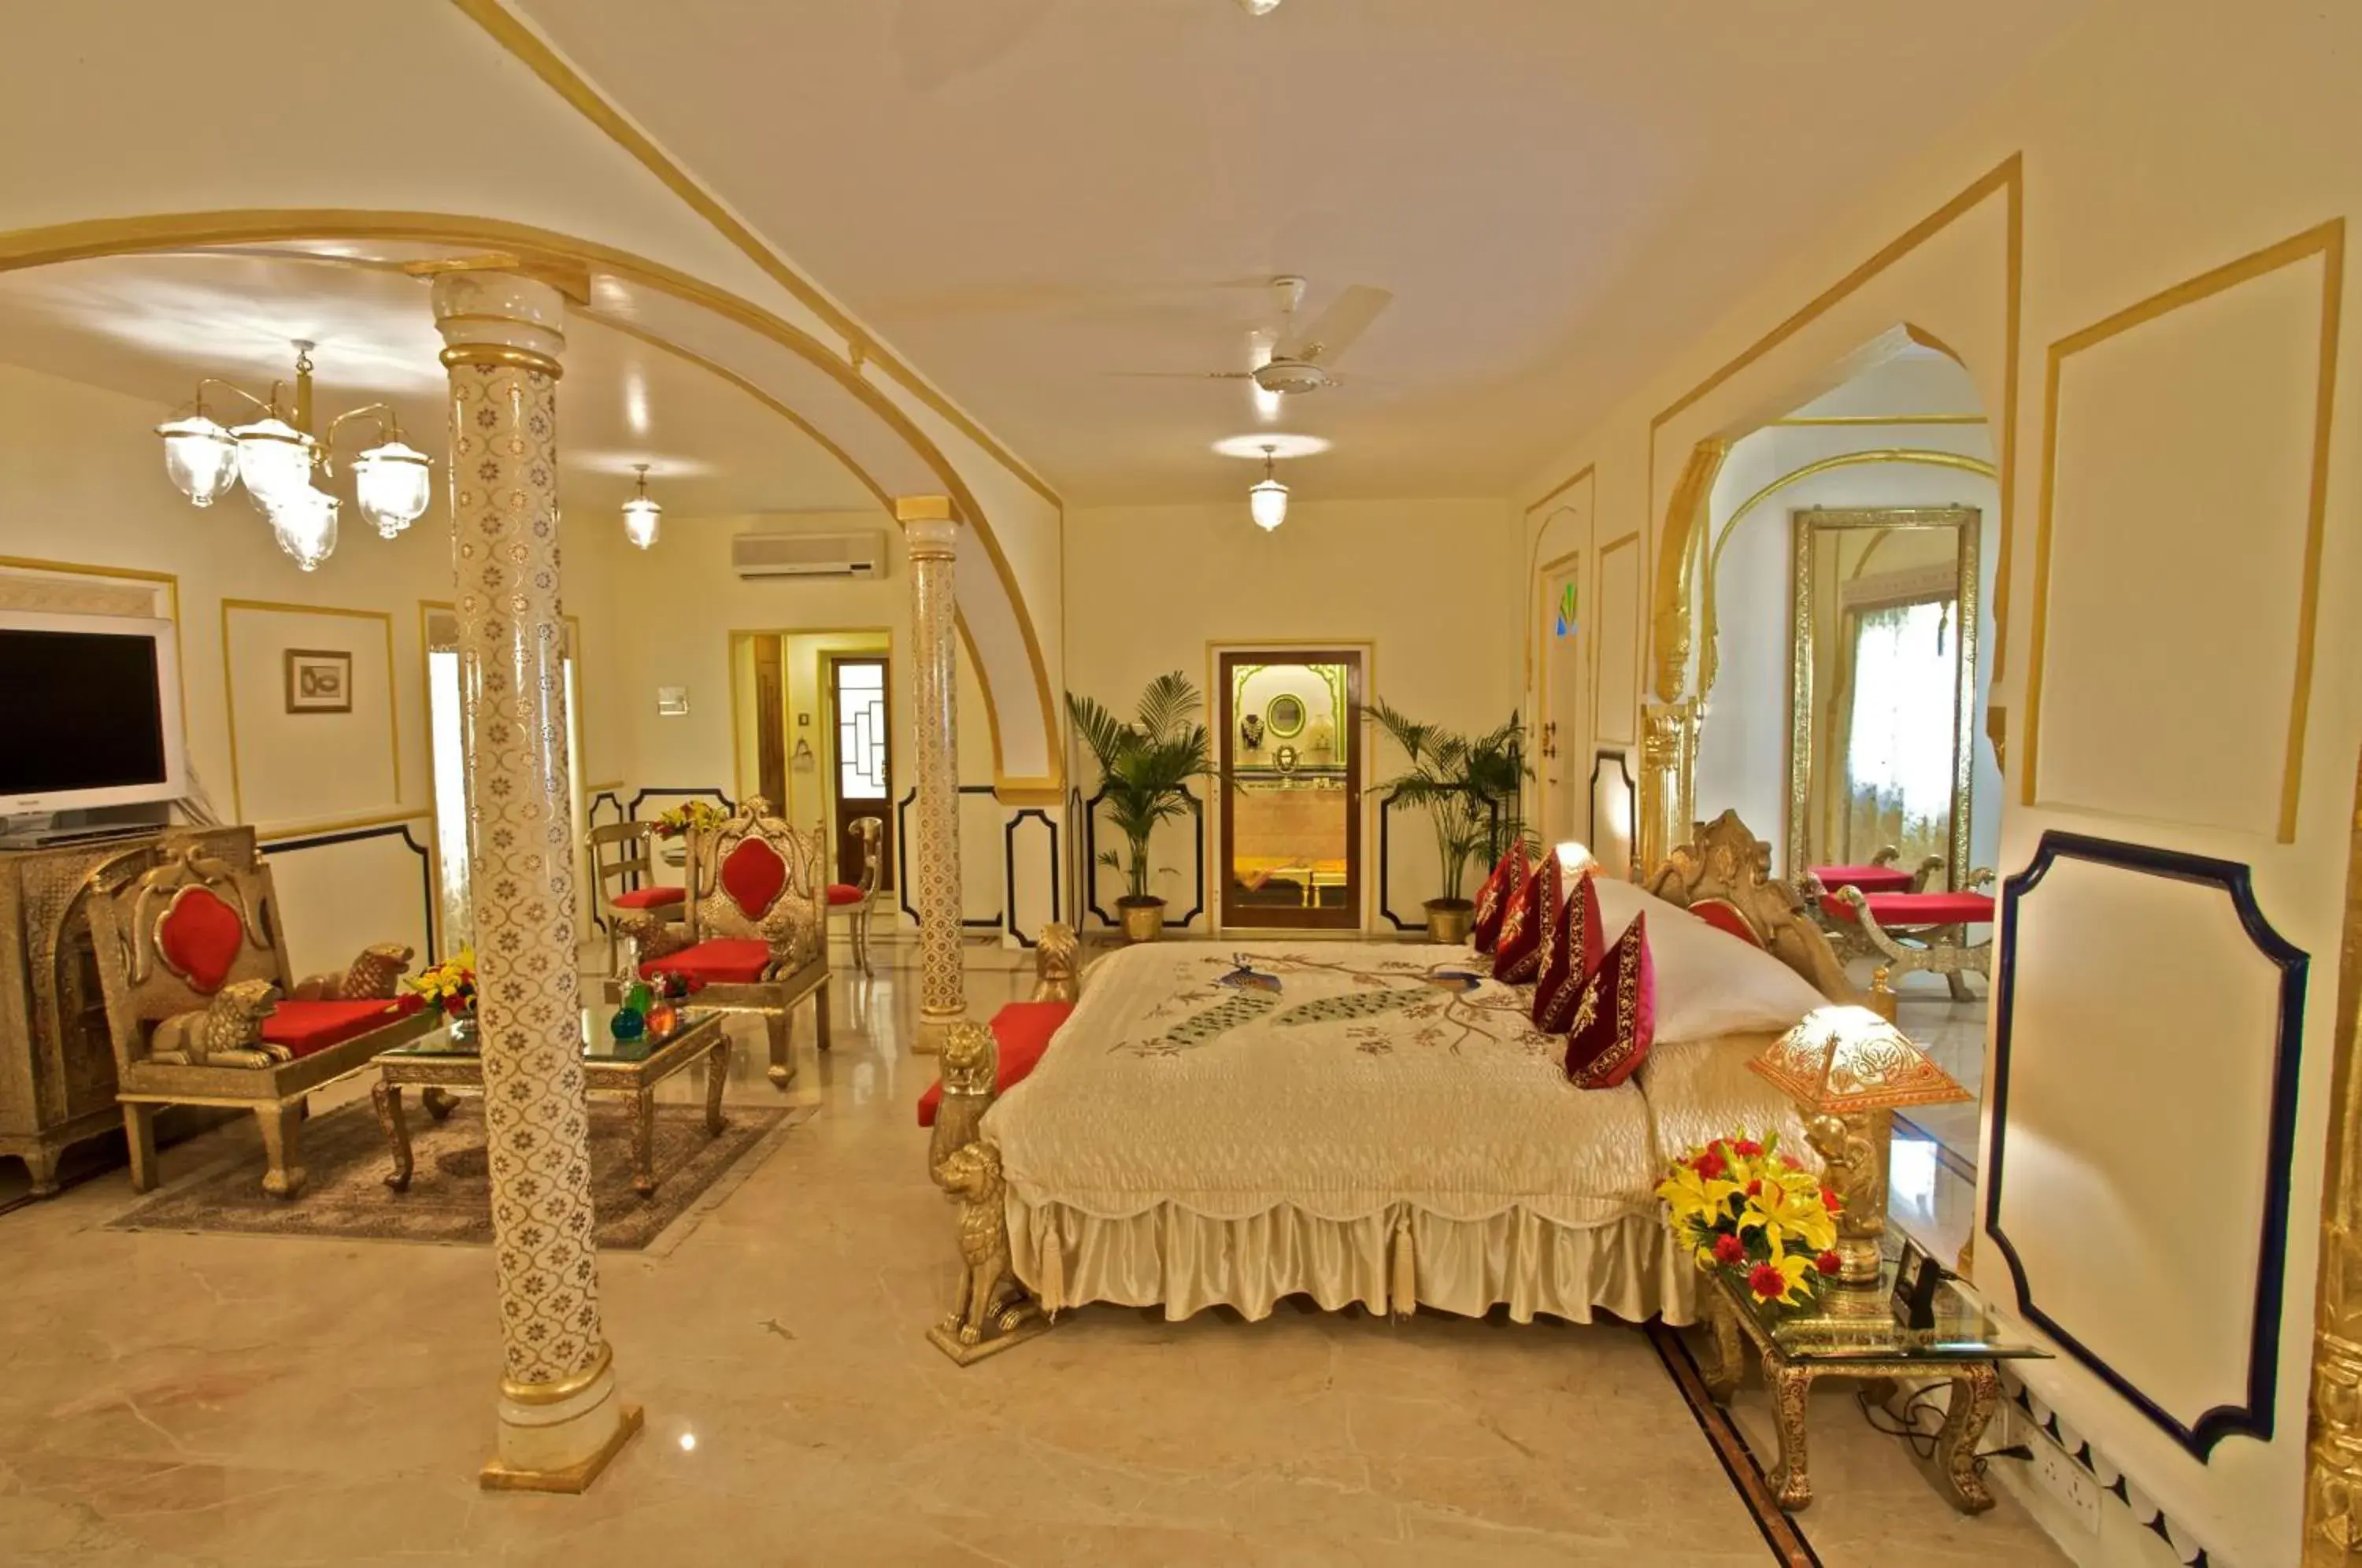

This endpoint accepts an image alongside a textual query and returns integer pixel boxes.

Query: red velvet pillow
[157,886,246,995]
[1563,912,1655,1089]
[1688,897,1764,949]
[1492,850,1560,986]
[1531,871,1607,1033]
[1471,848,1529,954]
[720,838,787,921]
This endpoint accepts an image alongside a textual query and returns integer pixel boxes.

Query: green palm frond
[1368,702,1532,901]
[1068,675,1213,902]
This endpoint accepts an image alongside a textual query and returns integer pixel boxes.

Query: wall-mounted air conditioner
[730,530,886,579]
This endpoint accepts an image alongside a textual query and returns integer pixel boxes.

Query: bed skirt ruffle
[1005,1196,1705,1326]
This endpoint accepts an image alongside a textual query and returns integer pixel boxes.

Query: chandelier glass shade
[157,342,435,569]
[350,438,434,538]
[265,486,340,574]
[623,464,661,549]
[1247,444,1288,531]
[156,413,242,507]
[230,416,319,515]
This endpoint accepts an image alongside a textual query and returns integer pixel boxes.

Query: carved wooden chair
[587,819,686,971]
[87,845,435,1197]
[826,815,885,976]
[618,795,829,1088]
[1797,848,1948,964]
[1817,872,1996,1002]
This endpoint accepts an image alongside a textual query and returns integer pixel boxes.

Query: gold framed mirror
[1787,505,1979,886]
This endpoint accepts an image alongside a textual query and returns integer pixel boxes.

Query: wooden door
[752,636,788,812]
[1219,650,1361,930]
[825,654,893,891]
[1540,555,1588,846]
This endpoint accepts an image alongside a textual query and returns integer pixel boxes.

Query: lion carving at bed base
[924,997,1056,1365]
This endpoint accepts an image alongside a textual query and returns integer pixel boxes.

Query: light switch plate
[657,686,689,718]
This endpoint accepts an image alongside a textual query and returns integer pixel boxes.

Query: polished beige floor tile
[0,933,2059,1565]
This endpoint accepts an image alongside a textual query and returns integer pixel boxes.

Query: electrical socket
[2027,1425,2102,1534]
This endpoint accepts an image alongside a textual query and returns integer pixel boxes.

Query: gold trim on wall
[219,598,402,826]
[1593,531,1642,748]
[1771,414,1987,427]
[445,0,1064,512]
[2021,219,2343,843]
[0,209,1063,797]
[1636,155,2022,708]
[257,808,432,840]
[1699,449,2000,703]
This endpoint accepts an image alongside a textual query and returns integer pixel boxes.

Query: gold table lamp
[1748,1005,1970,1289]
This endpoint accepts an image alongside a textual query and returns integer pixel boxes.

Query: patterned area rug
[109,1096,805,1251]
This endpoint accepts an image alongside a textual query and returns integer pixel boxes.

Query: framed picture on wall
[283,648,353,714]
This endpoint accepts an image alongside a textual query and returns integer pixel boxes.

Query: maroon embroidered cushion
[1492,850,1560,985]
[157,886,246,995]
[1531,871,1607,1033]
[720,838,787,921]
[1471,848,1529,954]
[1563,912,1657,1089]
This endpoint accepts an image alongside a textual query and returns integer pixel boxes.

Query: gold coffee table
[371,1006,730,1198]
[1700,1258,2048,1514]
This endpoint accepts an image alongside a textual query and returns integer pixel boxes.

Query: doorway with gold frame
[1217,649,1362,930]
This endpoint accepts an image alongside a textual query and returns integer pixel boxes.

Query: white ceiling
[513,0,2090,503]
[0,249,881,519]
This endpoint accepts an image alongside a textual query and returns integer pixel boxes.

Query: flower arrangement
[1657,1130,1843,1307]
[654,799,727,840]
[646,969,705,1003]
[412,948,478,1017]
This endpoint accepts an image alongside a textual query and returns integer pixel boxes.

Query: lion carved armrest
[616,908,692,963]
[1031,922,1079,1003]
[756,898,824,975]
[291,942,415,1001]
[146,978,286,1069]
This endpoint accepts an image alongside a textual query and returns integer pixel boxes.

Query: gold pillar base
[915,1004,965,1056]
[480,1353,641,1494]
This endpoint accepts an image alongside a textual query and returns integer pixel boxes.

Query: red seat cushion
[1563,912,1656,1089]
[611,885,685,911]
[916,1000,1075,1127]
[1828,891,1997,926]
[1812,863,1915,895]
[1688,897,1765,948]
[826,883,864,907]
[261,993,426,1060]
[640,937,774,984]
[157,886,246,994]
[720,838,787,921]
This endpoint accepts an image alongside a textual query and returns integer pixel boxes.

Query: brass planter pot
[1118,897,1167,944]
[1423,897,1475,945]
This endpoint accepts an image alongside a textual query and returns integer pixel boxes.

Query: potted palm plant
[1068,672,1214,944]
[1368,701,1531,943]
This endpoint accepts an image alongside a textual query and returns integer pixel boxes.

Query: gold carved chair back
[685,795,827,968]
[87,845,298,1074]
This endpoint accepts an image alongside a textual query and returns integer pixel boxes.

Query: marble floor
[0,937,2060,1566]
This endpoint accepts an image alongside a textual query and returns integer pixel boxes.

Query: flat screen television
[0,609,188,815]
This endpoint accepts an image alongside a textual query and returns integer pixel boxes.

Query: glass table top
[383,1006,718,1064]
[1724,1258,2050,1363]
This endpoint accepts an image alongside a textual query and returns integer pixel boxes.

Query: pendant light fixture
[622,463,662,549]
[1247,444,1289,531]
[156,340,434,566]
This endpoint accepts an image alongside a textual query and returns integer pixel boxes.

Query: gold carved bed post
[2304,762,2362,1561]
[924,923,1072,1365]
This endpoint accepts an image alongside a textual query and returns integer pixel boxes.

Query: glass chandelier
[622,463,661,549]
[156,340,434,569]
[1248,445,1288,531]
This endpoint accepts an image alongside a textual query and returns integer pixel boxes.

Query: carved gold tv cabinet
[0,824,255,1195]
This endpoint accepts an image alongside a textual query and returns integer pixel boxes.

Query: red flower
[1692,1150,1727,1181]
[1712,1233,1746,1265]
[1815,1251,1842,1276]
[1745,1178,1763,1198]
[1779,1154,1802,1170]
[1747,1263,1787,1300]
[1731,1139,1763,1158]
[1820,1186,1843,1214]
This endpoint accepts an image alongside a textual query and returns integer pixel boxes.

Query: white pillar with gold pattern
[897,495,967,1055]
[431,271,641,1491]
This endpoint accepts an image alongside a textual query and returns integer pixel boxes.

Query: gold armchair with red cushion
[87,843,436,1198]
[620,795,830,1088]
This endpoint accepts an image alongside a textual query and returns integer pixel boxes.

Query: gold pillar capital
[894,494,961,526]
[431,271,567,375]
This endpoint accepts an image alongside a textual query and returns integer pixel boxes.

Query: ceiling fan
[1116,276,1394,397]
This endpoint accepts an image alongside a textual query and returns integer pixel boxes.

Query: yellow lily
[1739,1179,1838,1259]
[1656,1162,1742,1230]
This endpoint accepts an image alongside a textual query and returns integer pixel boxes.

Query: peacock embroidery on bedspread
[1114,949,1557,1059]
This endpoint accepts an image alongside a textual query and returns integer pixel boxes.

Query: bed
[925,812,1858,1361]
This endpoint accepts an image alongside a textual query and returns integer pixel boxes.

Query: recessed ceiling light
[1237,0,1283,13]
[1212,432,1328,460]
